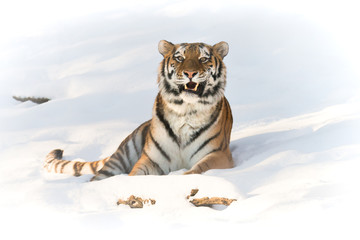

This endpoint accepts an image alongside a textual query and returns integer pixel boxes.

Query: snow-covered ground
[1,0,360,239]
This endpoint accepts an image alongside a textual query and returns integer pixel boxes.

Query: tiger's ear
[213,41,229,59]
[158,40,175,56]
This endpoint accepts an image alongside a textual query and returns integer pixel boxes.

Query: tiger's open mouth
[178,81,205,96]
[184,82,199,92]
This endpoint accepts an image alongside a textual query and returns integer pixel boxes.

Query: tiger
[44,40,233,181]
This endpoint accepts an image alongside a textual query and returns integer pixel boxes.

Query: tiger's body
[44,40,233,181]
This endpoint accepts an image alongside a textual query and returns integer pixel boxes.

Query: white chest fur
[166,101,215,147]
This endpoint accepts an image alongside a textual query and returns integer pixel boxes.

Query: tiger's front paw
[90,173,110,181]
[184,169,201,175]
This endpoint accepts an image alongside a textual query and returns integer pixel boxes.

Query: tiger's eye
[175,56,184,62]
[200,57,209,63]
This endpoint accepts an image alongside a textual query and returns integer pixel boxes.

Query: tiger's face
[158,40,229,105]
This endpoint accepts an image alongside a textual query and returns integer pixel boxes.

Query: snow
[1,0,360,239]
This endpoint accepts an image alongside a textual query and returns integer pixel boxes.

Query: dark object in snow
[190,197,237,207]
[117,195,156,208]
[116,189,236,209]
[186,188,199,199]
[13,96,50,104]
[187,189,236,207]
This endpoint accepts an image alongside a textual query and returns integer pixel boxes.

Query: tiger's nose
[183,71,198,79]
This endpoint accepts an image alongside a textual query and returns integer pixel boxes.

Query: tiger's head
[157,40,229,105]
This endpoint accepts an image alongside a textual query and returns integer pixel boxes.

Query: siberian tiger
[44,40,233,181]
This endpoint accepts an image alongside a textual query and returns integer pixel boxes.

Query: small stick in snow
[187,189,237,207]
[190,197,236,207]
[186,188,199,199]
[117,195,156,208]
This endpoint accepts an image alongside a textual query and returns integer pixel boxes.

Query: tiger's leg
[92,138,169,179]
[129,153,167,176]
[128,123,175,176]
[91,155,130,181]
[90,146,137,181]
[184,151,234,175]
[91,120,151,181]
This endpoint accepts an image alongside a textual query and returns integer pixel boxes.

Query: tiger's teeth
[185,83,199,91]
[193,83,199,91]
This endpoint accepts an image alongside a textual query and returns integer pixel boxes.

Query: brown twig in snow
[117,195,156,208]
[190,197,236,207]
[187,189,237,207]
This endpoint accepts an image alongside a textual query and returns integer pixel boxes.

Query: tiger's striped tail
[43,149,108,176]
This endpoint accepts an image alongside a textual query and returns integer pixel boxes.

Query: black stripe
[90,161,99,174]
[113,161,124,171]
[222,120,228,151]
[138,167,147,175]
[98,169,115,177]
[198,100,211,105]
[106,160,122,171]
[186,99,223,146]
[155,94,179,145]
[221,134,227,151]
[149,130,171,162]
[211,57,223,81]
[60,161,71,173]
[73,162,85,176]
[54,160,63,173]
[143,151,165,175]
[214,56,218,70]
[202,81,224,98]
[114,152,127,172]
[161,59,165,77]
[163,78,180,96]
[223,98,228,122]
[132,120,151,157]
[190,131,221,160]
[125,143,130,161]
[205,147,221,157]
[172,99,183,105]
[128,120,151,158]
[132,129,140,158]
[166,56,170,72]
[212,73,217,81]
[141,123,150,147]
[119,146,125,156]
[216,60,223,79]
[104,161,116,170]
[166,57,175,80]
[198,164,204,172]
[167,70,174,80]
[149,158,165,175]
[223,98,232,151]
[143,165,149,175]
